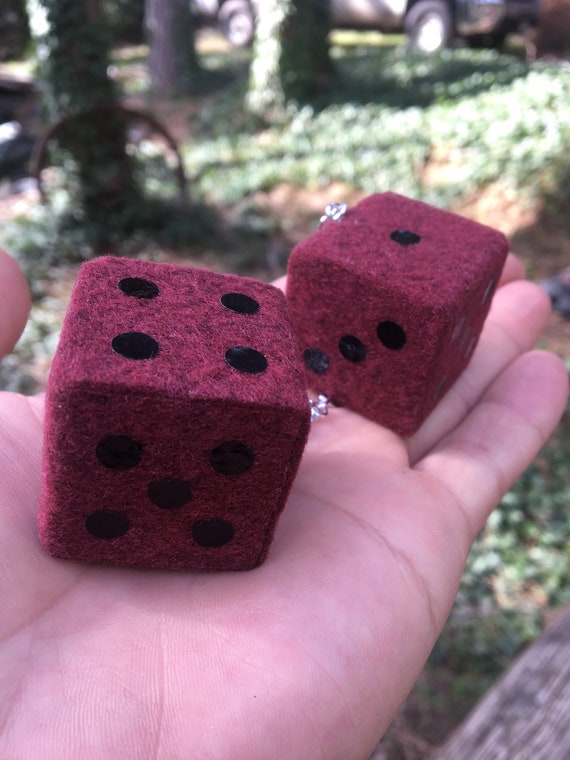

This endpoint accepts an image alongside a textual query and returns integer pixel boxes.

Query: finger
[272,274,286,294]
[499,252,526,286]
[415,350,569,543]
[407,280,552,463]
[0,249,30,359]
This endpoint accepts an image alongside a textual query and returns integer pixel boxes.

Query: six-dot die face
[286,192,509,436]
[39,257,310,571]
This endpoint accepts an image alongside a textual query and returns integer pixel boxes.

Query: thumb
[0,249,30,359]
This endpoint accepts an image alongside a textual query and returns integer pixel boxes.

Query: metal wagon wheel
[31,103,188,210]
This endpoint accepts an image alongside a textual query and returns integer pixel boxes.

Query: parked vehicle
[192,0,541,53]
[192,0,257,48]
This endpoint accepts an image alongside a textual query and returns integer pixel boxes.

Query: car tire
[405,1,453,52]
[218,0,255,47]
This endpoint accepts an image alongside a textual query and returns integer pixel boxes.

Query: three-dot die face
[286,192,508,436]
[40,257,310,571]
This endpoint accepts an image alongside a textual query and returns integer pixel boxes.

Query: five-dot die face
[40,257,310,571]
[286,192,509,436]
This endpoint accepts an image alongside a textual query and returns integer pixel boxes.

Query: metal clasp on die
[319,202,348,228]
[309,394,331,422]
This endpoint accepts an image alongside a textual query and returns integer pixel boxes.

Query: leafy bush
[459,393,570,615]
[185,49,570,213]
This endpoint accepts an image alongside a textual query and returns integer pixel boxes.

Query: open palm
[0,250,567,760]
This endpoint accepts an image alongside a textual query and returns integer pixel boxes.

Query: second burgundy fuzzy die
[286,192,509,436]
[40,257,310,571]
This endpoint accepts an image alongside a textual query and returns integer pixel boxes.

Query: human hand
[0,248,567,759]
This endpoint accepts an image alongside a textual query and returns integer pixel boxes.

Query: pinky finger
[498,252,526,286]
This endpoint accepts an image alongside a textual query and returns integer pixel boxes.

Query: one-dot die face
[40,257,310,571]
[286,192,509,436]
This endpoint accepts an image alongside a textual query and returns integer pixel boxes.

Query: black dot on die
[221,292,260,315]
[303,347,329,374]
[390,229,421,246]
[118,277,159,299]
[339,335,367,363]
[148,478,192,509]
[377,321,407,350]
[85,509,130,539]
[192,518,234,548]
[210,441,254,476]
[112,332,159,360]
[96,435,143,470]
[225,346,268,374]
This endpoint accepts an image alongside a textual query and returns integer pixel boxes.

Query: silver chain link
[319,202,348,228]
[309,394,331,422]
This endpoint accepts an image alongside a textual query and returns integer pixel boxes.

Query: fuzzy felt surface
[286,192,509,436]
[40,257,310,571]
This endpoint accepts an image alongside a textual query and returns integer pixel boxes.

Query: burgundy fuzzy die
[286,192,509,436]
[39,257,310,571]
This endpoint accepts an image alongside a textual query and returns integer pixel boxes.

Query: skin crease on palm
[0,246,568,760]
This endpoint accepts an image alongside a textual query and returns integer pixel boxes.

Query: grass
[1,35,570,757]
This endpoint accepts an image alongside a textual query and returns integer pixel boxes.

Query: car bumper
[457,0,505,35]
[457,0,540,35]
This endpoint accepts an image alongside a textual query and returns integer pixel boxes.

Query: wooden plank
[430,607,570,760]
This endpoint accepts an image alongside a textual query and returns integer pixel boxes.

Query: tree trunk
[85,0,102,23]
[146,0,176,94]
[38,0,117,118]
[145,0,201,96]
[35,0,141,249]
[247,0,332,121]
